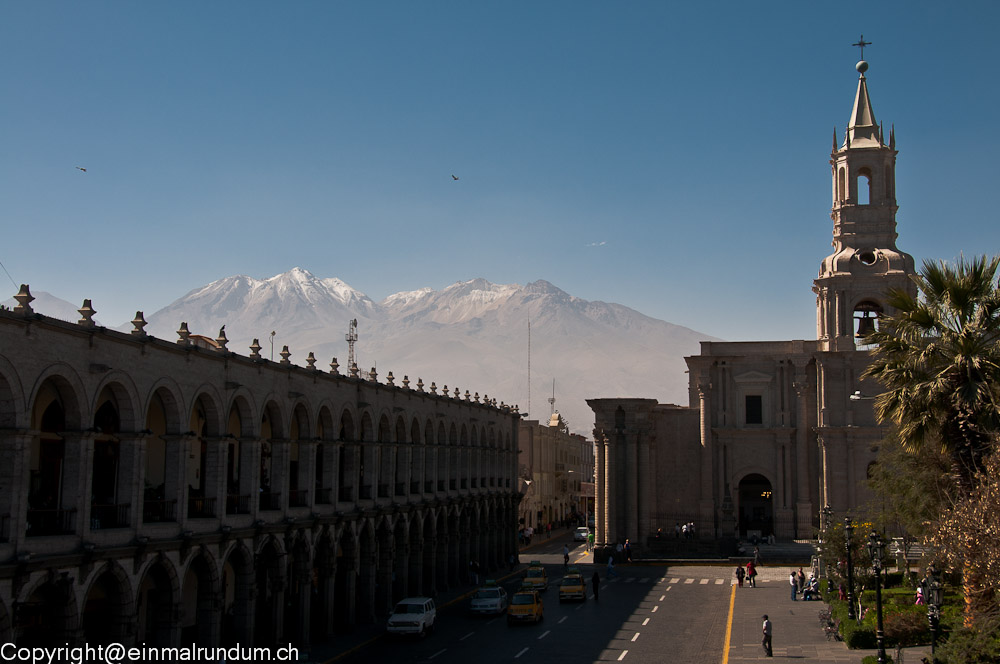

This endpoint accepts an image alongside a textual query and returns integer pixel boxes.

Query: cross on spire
[853,35,872,60]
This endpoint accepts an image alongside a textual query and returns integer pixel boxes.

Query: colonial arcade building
[589,59,916,549]
[0,295,520,647]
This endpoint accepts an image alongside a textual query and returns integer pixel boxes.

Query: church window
[837,167,846,202]
[857,168,872,204]
[745,395,763,425]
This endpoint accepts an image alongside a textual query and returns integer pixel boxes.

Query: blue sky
[2,2,998,341]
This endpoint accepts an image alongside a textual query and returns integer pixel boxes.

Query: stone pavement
[726,565,932,663]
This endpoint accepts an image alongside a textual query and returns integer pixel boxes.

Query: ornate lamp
[867,531,887,664]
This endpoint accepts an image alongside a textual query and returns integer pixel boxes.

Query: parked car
[507,590,544,625]
[573,527,589,542]
[470,581,508,615]
[386,597,436,637]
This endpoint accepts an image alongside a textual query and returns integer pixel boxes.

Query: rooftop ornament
[12,284,34,315]
[249,338,262,360]
[176,322,191,346]
[131,311,147,337]
[416,378,425,392]
[306,352,317,370]
[429,382,437,395]
[386,371,395,386]
[442,385,449,397]
[279,346,291,365]
[369,366,377,382]
[77,299,97,328]
[349,362,360,378]
[215,325,229,351]
[402,375,410,389]
[329,357,339,374]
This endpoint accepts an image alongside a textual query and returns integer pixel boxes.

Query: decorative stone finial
[306,352,317,370]
[514,405,520,413]
[442,385,449,397]
[429,382,437,395]
[369,366,378,382]
[130,311,147,337]
[77,299,97,328]
[215,325,229,350]
[249,338,262,359]
[474,392,480,403]
[176,322,191,345]
[13,284,34,315]
[402,375,410,389]
[386,371,395,386]
[464,390,471,401]
[350,362,360,378]
[279,345,291,365]
[416,378,424,392]
[330,357,340,374]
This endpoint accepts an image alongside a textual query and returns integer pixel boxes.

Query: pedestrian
[470,560,479,586]
[746,560,757,587]
[797,567,806,592]
[624,539,632,562]
[607,554,617,578]
[735,564,745,588]
[563,544,570,568]
[762,614,773,657]
[674,522,681,539]
[587,531,595,552]
[509,553,517,572]
[592,570,600,601]
[789,571,798,600]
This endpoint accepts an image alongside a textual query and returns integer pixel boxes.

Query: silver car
[470,585,508,615]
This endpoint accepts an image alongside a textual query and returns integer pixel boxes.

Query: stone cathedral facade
[589,60,916,548]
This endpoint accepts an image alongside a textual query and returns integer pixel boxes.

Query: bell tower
[814,58,915,351]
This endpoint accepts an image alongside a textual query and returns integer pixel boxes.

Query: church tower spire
[813,58,915,351]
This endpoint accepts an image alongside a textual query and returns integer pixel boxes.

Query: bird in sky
[76,167,87,172]
[451,174,459,180]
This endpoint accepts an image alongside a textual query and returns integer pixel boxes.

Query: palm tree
[863,254,1000,621]
[864,255,1000,493]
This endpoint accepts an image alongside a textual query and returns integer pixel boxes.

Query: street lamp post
[844,517,857,620]
[820,505,833,578]
[867,531,888,664]
[927,564,943,655]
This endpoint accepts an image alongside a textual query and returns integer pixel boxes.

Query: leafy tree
[863,255,1000,621]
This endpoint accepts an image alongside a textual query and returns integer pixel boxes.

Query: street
[335,539,731,664]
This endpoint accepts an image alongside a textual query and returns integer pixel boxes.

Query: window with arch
[838,166,846,202]
[857,167,872,205]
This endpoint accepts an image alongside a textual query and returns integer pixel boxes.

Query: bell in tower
[855,308,877,338]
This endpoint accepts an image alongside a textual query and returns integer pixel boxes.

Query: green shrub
[883,608,929,647]
[933,614,1000,664]
[862,656,893,664]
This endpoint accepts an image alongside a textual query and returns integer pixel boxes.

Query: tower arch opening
[737,474,773,540]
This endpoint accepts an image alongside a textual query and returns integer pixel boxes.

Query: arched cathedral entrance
[738,474,773,540]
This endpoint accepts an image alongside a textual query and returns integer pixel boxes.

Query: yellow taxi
[507,590,544,625]
[558,568,587,602]
[521,561,548,592]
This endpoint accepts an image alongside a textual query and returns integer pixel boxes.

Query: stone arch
[220,542,254,646]
[30,368,86,430]
[0,354,26,429]
[736,472,775,540]
[92,374,141,432]
[188,387,224,437]
[181,549,221,646]
[254,536,286,646]
[15,572,78,645]
[360,411,374,442]
[82,560,134,645]
[288,402,311,503]
[136,555,181,647]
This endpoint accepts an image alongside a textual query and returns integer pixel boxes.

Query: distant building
[518,412,595,530]
[589,59,915,547]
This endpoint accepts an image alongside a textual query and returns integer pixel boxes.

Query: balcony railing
[226,494,251,515]
[259,491,281,511]
[143,499,177,523]
[90,503,131,530]
[26,508,76,537]
[288,489,308,508]
[188,496,216,519]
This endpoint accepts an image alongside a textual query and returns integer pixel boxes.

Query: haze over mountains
[7,268,717,435]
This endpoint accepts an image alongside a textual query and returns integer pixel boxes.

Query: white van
[386,597,437,636]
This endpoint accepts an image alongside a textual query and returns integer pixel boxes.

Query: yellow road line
[721,583,736,664]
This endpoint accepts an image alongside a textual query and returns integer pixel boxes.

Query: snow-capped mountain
[138,269,715,435]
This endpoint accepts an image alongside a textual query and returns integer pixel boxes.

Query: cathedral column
[625,432,638,542]
[793,375,814,537]
[1,430,32,546]
[604,436,615,545]
[637,427,652,543]
[594,434,606,544]
[697,380,715,534]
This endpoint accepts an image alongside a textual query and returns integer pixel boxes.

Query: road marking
[428,649,447,660]
[670,578,680,583]
[700,578,710,585]
[642,618,650,626]
[684,578,694,584]
[460,632,474,641]
[631,632,640,642]
[618,650,628,661]
[651,605,658,612]
[721,582,736,664]
[665,586,672,592]
[715,579,724,585]
[659,595,665,601]
[559,616,568,623]
[538,630,550,640]
[515,647,529,658]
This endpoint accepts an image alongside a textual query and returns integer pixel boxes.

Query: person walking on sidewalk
[789,571,798,600]
[746,560,757,587]
[591,571,600,601]
[563,544,570,569]
[735,564,745,588]
[607,554,618,578]
[762,614,773,657]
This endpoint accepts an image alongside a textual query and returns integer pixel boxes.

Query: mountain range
[5,268,717,435]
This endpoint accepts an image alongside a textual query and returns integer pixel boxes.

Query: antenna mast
[346,319,358,369]
[527,319,531,419]
[548,379,556,415]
